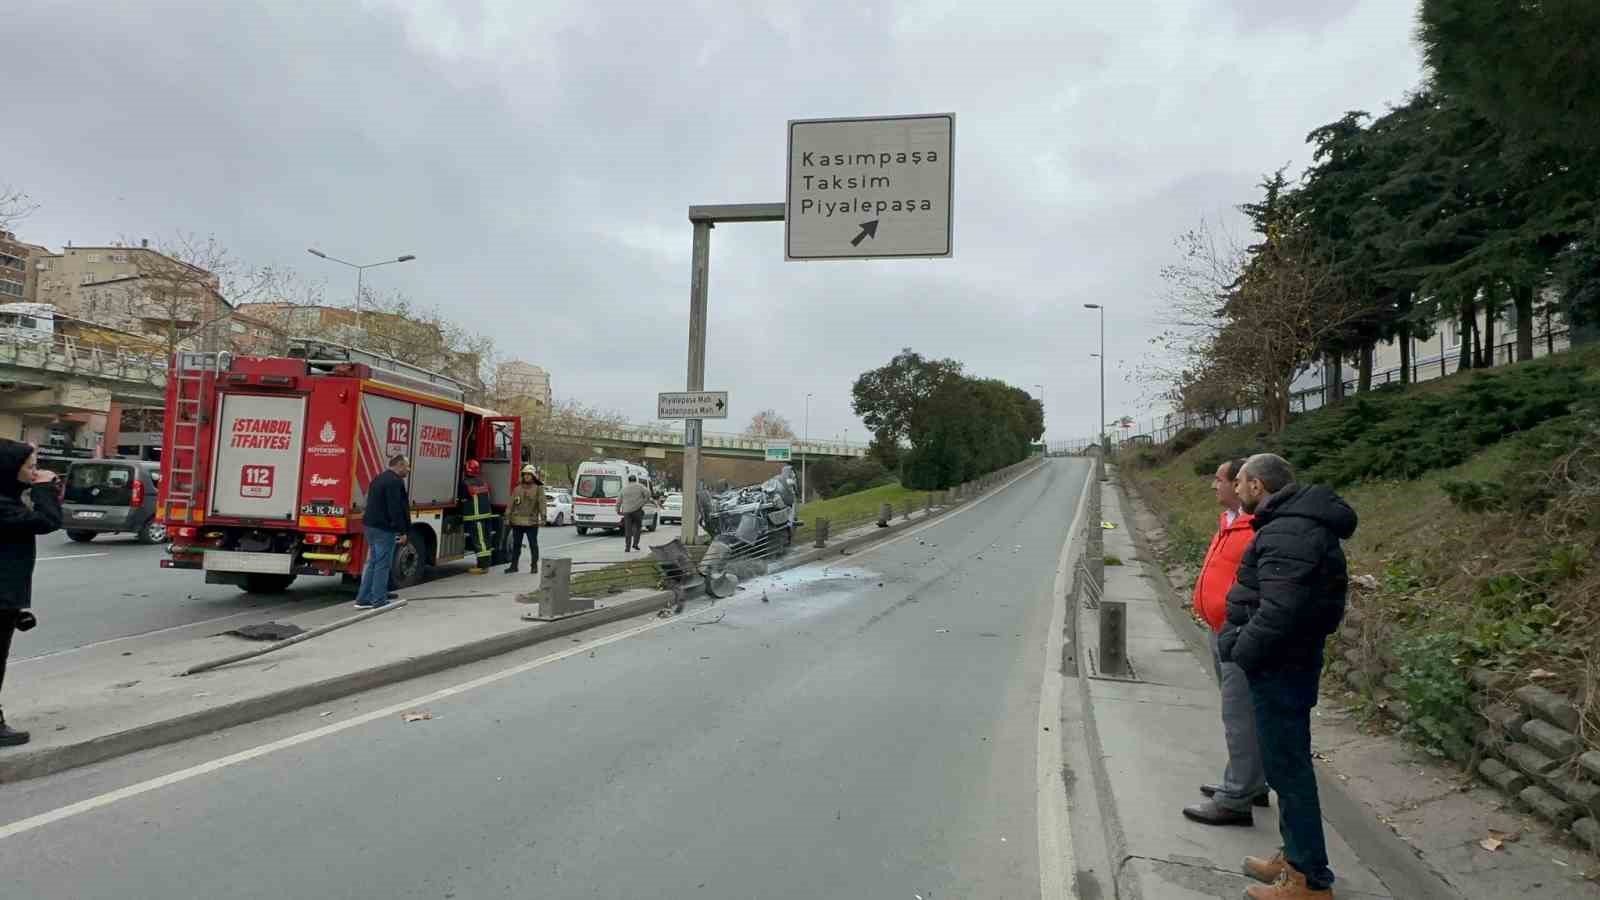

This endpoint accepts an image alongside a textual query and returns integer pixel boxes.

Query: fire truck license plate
[203,551,293,575]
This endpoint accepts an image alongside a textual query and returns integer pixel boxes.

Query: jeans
[622,511,644,550]
[1250,662,1334,891]
[1211,630,1267,811]
[357,526,397,605]
[508,525,540,569]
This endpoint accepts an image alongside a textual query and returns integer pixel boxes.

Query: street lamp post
[803,392,812,503]
[307,248,417,332]
[1084,304,1106,477]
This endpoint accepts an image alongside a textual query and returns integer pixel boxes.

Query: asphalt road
[19,522,691,660]
[0,460,1088,899]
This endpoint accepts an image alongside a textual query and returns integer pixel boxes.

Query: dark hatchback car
[61,459,167,544]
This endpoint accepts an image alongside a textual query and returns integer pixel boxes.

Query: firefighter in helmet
[460,458,496,574]
[504,464,545,575]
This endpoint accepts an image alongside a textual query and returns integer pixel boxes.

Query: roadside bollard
[925,493,933,513]
[814,517,830,548]
[1100,600,1128,675]
[903,499,913,521]
[878,502,892,527]
[527,557,589,621]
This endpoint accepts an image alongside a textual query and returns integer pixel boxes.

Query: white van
[572,459,658,536]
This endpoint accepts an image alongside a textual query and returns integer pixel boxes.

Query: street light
[306,248,417,330]
[1084,303,1106,474]
[803,392,813,503]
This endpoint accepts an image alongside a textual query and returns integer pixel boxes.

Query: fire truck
[157,342,522,593]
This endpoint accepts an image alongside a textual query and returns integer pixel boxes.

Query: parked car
[545,489,573,526]
[659,492,683,525]
[61,459,167,544]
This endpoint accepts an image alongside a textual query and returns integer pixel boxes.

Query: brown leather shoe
[1243,864,1332,899]
[1243,850,1288,884]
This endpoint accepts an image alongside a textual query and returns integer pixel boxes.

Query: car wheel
[137,518,168,544]
[555,513,565,526]
[67,530,96,543]
[241,574,296,594]
[575,526,588,536]
[646,515,658,533]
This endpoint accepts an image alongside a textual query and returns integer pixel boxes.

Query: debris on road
[402,711,433,723]
[223,621,306,642]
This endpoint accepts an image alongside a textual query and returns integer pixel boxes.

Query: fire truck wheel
[242,574,296,594]
[389,527,427,589]
[575,526,589,536]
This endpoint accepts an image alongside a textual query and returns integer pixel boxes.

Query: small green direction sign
[765,440,793,462]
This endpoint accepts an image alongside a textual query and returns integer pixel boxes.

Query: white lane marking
[0,611,689,842]
[0,460,1053,838]
[1038,461,1093,899]
[36,553,110,562]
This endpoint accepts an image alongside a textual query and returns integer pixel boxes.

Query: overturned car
[696,465,801,579]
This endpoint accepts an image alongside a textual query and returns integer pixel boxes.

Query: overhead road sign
[659,391,729,419]
[786,113,954,261]
[765,440,792,462]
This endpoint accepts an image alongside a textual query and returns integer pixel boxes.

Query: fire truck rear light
[304,533,338,546]
[174,526,198,539]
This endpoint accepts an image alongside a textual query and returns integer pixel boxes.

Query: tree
[89,234,277,356]
[0,185,37,231]
[743,409,796,440]
[850,348,963,468]
[1419,0,1600,154]
[515,399,629,486]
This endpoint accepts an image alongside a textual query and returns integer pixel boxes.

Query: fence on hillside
[1056,328,1575,453]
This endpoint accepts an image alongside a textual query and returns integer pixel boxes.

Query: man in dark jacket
[356,454,411,610]
[1220,453,1356,900]
[0,439,64,747]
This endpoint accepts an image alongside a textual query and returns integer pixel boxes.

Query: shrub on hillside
[1166,427,1209,457]
[805,457,893,499]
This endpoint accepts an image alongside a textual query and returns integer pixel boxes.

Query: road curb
[0,590,673,785]
[0,458,1047,785]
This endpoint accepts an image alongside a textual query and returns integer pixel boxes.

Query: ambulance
[571,458,658,536]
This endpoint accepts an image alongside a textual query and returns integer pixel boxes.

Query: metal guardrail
[580,423,867,456]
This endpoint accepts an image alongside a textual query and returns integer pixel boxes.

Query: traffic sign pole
[681,218,711,546]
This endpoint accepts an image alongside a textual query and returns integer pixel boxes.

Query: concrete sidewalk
[1075,477,1396,899]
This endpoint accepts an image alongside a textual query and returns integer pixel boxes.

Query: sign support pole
[682,219,711,546]
[679,204,786,546]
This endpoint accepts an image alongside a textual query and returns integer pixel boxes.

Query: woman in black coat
[0,439,63,747]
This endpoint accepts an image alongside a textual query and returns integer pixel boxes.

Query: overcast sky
[7,1,1423,446]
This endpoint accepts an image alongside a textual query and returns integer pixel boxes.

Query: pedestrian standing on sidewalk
[504,464,545,574]
[1183,457,1270,827]
[1220,453,1357,900]
[617,474,649,552]
[0,439,64,748]
[356,454,411,610]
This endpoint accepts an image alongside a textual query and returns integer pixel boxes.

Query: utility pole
[306,248,417,332]
[1085,303,1106,479]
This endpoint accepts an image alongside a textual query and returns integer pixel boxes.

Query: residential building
[34,241,233,350]
[0,230,50,303]
[496,360,552,414]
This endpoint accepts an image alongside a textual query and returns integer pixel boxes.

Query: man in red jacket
[1182,457,1270,826]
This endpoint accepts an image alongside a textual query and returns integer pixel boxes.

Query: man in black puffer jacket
[1220,453,1357,900]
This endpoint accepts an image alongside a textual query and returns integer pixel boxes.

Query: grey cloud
[6,0,1421,444]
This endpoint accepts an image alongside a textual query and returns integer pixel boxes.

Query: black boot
[0,711,29,748]
[505,564,519,574]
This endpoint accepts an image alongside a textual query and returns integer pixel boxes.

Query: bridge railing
[0,330,170,388]
[579,423,867,456]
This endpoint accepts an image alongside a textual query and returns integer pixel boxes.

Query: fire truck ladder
[165,352,226,521]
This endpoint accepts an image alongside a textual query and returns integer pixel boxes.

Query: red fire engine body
[157,344,521,593]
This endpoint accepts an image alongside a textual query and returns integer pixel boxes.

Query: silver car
[61,459,167,544]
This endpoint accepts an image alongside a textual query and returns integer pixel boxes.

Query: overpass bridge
[564,424,867,461]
